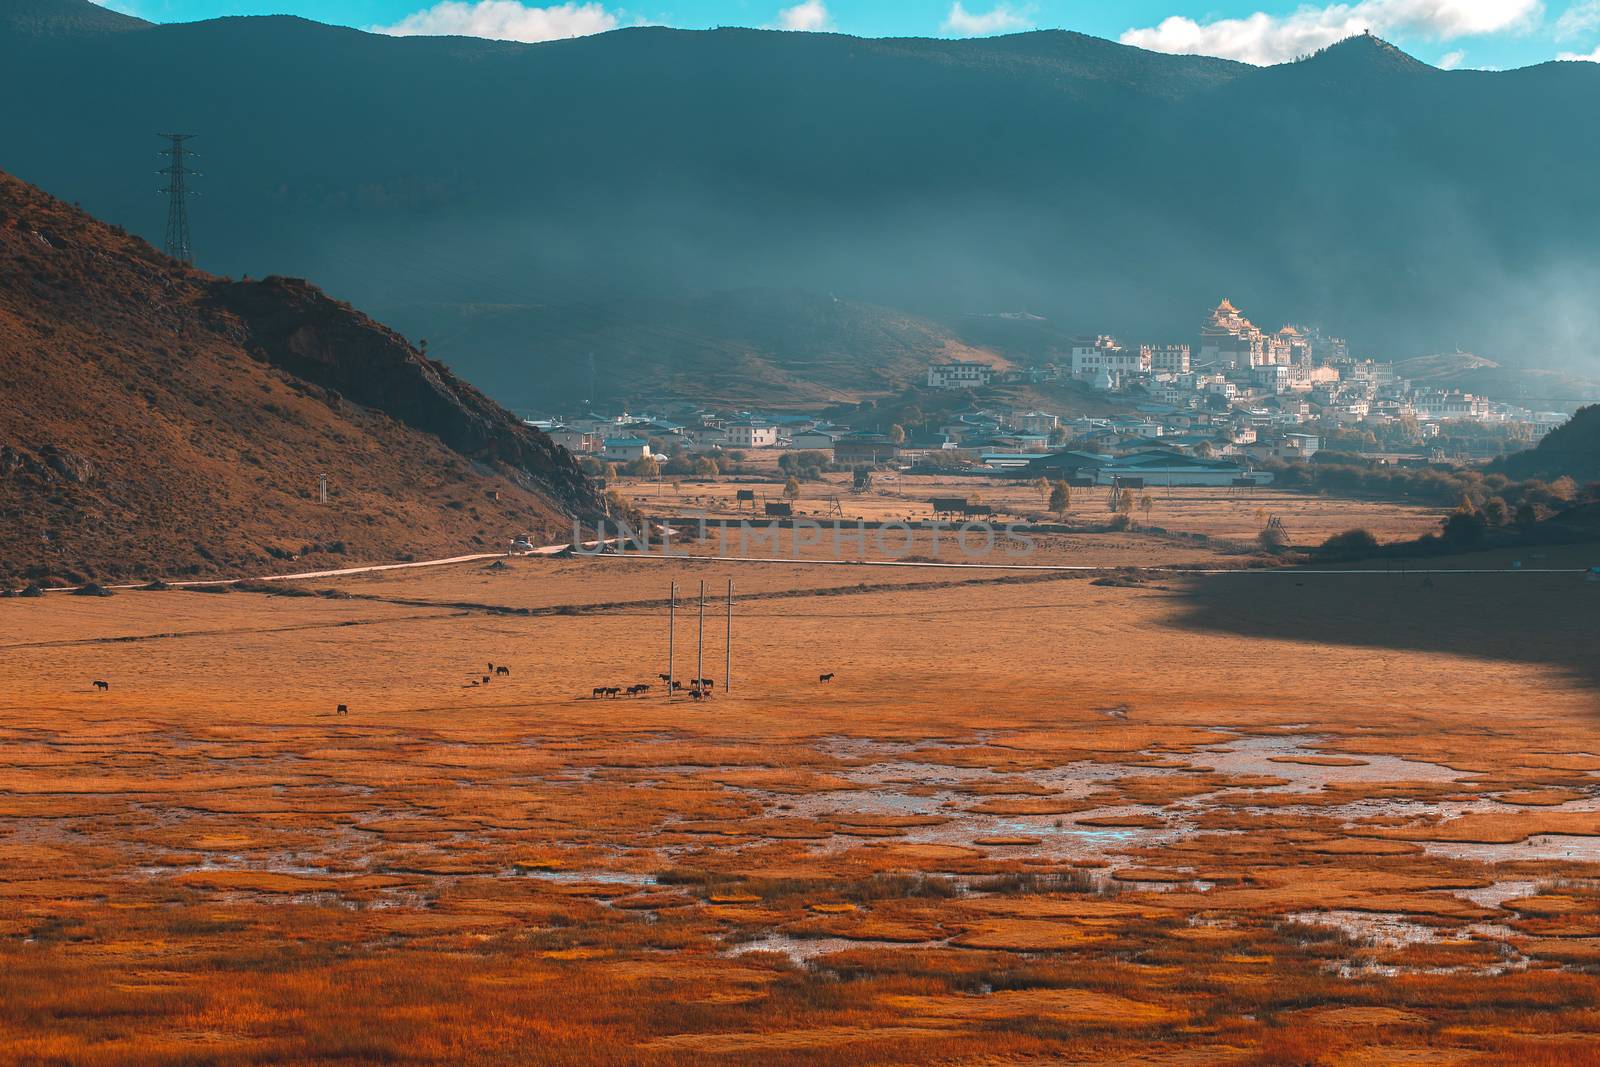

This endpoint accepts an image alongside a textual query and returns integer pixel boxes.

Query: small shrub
[1317,528,1379,559]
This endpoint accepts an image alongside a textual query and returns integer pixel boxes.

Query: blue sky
[98,0,1600,69]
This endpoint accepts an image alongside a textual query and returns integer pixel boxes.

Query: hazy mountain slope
[382,289,1009,409]
[3,9,1599,403]
[1397,354,1600,406]
[0,169,598,585]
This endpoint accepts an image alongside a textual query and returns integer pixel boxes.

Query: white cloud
[942,1,1032,36]
[376,1,619,43]
[1120,0,1544,66]
[776,0,832,31]
[1438,47,1467,65]
[1558,43,1600,56]
[1556,0,1600,37]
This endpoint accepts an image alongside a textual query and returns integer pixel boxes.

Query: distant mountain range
[0,168,597,584]
[3,0,1600,405]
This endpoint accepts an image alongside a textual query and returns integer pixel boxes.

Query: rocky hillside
[0,169,599,585]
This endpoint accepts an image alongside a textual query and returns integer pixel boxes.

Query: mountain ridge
[0,0,149,34]
[4,14,1598,403]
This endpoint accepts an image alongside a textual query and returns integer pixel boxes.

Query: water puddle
[1285,909,1443,948]
[724,933,947,963]
[1420,835,1600,863]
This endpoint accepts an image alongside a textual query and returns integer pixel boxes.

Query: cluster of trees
[1310,480,1600,561]
[1313,416,1532,456]
[1494,404,1600,482]
[1269,455,1591,522]
[578,454,717,480]
[777,450,832,479]
[1028,478,1155,526]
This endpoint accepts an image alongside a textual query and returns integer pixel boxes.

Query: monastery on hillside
[1199,299,1310,369]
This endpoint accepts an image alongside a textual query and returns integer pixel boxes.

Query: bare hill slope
[0,170,598,585]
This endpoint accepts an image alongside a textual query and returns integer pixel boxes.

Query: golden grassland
[2,525,1600,1065]
[613,470,1450,546]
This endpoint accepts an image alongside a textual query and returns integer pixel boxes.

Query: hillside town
[529,299,1572,487]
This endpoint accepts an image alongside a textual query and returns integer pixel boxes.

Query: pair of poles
[666,579,731,697]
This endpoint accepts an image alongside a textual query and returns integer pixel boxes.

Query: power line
[158,133,199,265]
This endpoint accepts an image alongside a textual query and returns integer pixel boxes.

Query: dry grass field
[2,526,1599,1065]
[615,471,1449,548]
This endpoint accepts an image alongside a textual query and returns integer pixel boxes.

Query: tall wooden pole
[725,579,732,694]
[667,582,676,700]
[696,580,705,694]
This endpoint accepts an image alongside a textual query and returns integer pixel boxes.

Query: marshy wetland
[2,532,1598,1064]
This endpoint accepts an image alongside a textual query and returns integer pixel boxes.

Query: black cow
[496,666,510,676]
[93,680,110,691]
[819,673,835,683]
[336,704,348,716]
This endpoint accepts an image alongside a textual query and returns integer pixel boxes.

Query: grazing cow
[496,666,510,676]
[672,681,684,691]
[690,688,706,701]
[606,687,622,698]
[698,678,715,690]
[488,662,495,673]
[92,680,110,691]
[658,673,672,683]
[819,673,835,683]
[592,686,607,698]
[336,704,348,716]
[482,675,491,685]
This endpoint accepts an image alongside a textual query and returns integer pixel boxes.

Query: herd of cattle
[592,675,716,700]
[90,659,837,714]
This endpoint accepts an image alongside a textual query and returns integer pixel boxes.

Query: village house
[903,430,959,452]
[1010,411,1060,434]
[1070,336,1149,388]
[926,361,994,389]
[833,431,901,464]
[542,425,599,455]
[1096,450,1272,487]
[723,418,780,448]
[1142,343,1192,374]
[1279,432,1321,459]
[602,437,653,463]
[788,428,839,452]
[1413,390,1491,421]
